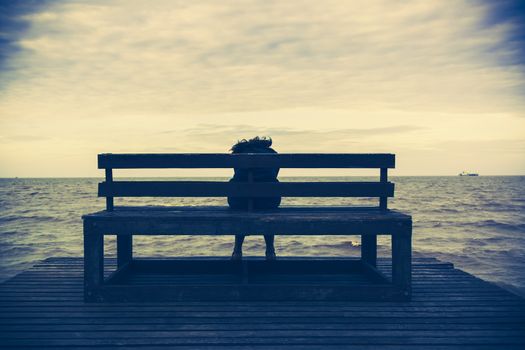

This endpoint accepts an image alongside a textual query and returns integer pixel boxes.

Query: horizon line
[1,175,524,179]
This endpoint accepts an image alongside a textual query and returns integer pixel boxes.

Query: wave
[473,219,525,232]
[0,215,60,223]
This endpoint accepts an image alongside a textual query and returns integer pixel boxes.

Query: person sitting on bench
[228,137,281,260]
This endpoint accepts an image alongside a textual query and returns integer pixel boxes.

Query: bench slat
[82,207,411,236]
[98,153,395,169]
[98,181,394,198]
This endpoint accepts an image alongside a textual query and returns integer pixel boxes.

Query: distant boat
[459,171,479,176]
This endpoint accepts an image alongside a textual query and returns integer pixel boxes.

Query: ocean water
[0,176,524,296]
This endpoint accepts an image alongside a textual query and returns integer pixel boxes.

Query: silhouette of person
[228,137,281,260]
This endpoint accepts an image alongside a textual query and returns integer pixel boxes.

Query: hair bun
[231,136,273,153]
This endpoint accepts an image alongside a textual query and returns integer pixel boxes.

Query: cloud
[0,0,524,176]
[159,123,420,153]
[176,124,422,148]
[0,0,52,87]
[180,124,421,136]
[1,0,524,116]
[0,135,50,143]
[479,0,525,66]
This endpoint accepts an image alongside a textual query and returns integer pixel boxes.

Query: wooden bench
[82,153,412,302]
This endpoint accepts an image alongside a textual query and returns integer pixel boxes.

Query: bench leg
[392,231,412,298]
[117,234,133,268]
[361,235,377,267]
[84,221,104,302]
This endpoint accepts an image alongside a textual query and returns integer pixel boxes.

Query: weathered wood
[361,235,377,267]
[82,207,411,236]
[103,261,132,285]
[84,259,405,302]
[96,259,390,302]
[105,168,114,211]
[1,344,524,350]
[83,222,104,302]
[98,153,396,169]
[85,205,410,215]
[85,152,411,302]
[128,259,364,275]
[392,230,412,298]
[117,235,132,268]
[98,181,395,198]
[5,336,525,347]
[380,167,388,210]
[3,329,525,339]
[89,284,408,302]
[0,260,524,350]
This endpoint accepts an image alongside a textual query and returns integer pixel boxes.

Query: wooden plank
[104,262,133,285]
[0,286,515,295]
[361,235,377,267]
[1,314,523,324]
[379,167,388,210]
[131,259,366,274]
[3,335,525,346]
[10,278,519,291]
[0,280,515,290]
[0,346,524,350]
[1,299,523,308]
[81,207,412,236]
[83,259,404,301]
[87,285,407,302]
[0,344,523,350]
[82,217,412,236]
[392,232,412,298]
[83,223,104,303]
[2,303,524,313]
[98,181,395,198]
[1,346,523,350]
[117,235,132,268]
[83,205,411,215]
[105,168,114,211]
[0,288,516,297]
[2,295,519,303]
[98,153,396,169]
[2,322,524,331]
[3,329,525,339]
[9,309,523,318]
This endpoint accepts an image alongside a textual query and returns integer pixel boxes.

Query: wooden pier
[0,256,524,349]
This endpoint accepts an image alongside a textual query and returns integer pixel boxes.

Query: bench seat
[83,153,412,302]
[83,206,411,236]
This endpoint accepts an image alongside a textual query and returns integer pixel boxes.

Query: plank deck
[1,257,524,349]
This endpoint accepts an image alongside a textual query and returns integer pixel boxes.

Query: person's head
[231,136,274,154]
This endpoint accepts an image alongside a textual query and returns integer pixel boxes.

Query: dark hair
[230,136,273,153]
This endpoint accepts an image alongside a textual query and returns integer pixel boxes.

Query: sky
[0,0,524,177]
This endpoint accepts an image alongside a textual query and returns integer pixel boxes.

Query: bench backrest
[98,153,395,211]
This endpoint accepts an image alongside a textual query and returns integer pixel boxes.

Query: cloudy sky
[0,0,524,176]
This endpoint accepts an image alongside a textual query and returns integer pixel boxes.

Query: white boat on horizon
[459,171,479,176]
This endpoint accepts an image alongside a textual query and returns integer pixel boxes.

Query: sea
[1,176,524,296]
